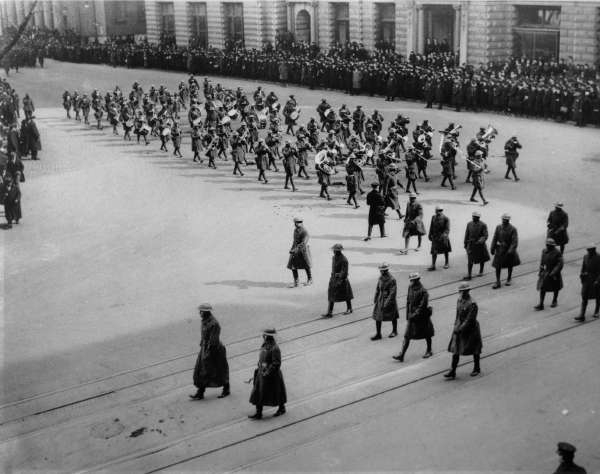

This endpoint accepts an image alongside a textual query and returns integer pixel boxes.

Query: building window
[224,2,244,46]
[514,6,560,60]
[189,2,208,48]
[333,2,349,45]
[114,2,127,24]
[159,2,175,35]
[376,3,395,47]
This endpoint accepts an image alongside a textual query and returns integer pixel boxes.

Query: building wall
[103,1,147,37]
[144,1,160,43]
[559,2,599,64]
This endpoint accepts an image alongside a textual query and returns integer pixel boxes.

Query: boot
[218,383,230,398]
[189,389,204,400]
[288,279,299,288]
[443,370,456,380]
[273,405,286,417]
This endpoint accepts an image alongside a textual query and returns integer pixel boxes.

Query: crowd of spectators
[2,26,600,126]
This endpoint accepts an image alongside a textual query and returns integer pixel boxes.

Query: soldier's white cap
[409,272,420,281]
[458,283,471,292]
[472,211,481,217]
[293,216,303,223]
[198,303,213,311]
[435,205,443,211]
[501,213,511,220]
[554,202,564,208]
[409,192,417,198]
[378,262,390,271]
[546,238,556,246]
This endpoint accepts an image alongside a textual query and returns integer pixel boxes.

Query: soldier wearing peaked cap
[393,273,433,362]
[364,182,386,241]
[463,211,490,280]
[553,442,587,473]
[371,263,399,340]
[322,244,354,318]
[248,328,287,419]
[534,238,564,311]
[287,217,312,287]
[491,214,521,289]
[503,136,522,181]
[190,304,230,400]
[444,283,482,379]
[400,193,426,254]
[428,205,451,271]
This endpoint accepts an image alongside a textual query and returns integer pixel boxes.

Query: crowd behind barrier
[2,26,600,126]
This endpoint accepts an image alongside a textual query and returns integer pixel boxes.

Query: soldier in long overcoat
[444,283,482,379]
[463,211,490,279]
[287,217,312,287]
[249,328,287,419]
[322,244,354,318]
[546,202,569,254]
[20,117,41,160]
[491,214,521,289]
[281,142,297,192]
[190,304,230,400]
[382,167,404,219]
[364,182,386,241]
[371,263,399,340]
[401,193,426,254]
[575,244,600,321]
[2,177,21,228]
[428,205,451,270]
[393,273,433,362]
[534,238,564,310]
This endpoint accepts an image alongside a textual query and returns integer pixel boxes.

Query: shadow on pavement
[205,280,290,290]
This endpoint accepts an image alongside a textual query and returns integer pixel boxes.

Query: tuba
[481,125,498,142]
[315,149,336,175]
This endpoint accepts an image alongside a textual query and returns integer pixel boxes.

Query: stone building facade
[0,0,146,39]
[140,0,599,64]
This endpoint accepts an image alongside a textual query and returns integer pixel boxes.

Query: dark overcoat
[404,282,434,340]
[193,314,229,388]
[537,247,564,292]
[3,184,21,222]
[328,252,354,302]
[383,175,402,210]
[429,213,451,255]
[580,252,600,299]
[546,209,569,246]
[448,296,482,355]
[287,225,312,270]
[366,189,386,226]
[464,220,491,264]
[20,120,41,154]
[249,341,287,407]
[403,201,426,237]
[491,223,521,268]
[372,272,399,321]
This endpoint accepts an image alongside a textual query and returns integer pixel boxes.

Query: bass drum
[290,109,300,121]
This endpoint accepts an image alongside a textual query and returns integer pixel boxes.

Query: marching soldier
[190,304,230,400]
[440,137,457,190]
[503,136,521,181]
[345,169,359,209]
[428,205,451,270]
[575,244,600,321]
[296,136,311,179]
[248,328,287,419]
[191,126,202,162]
[287,217,312,287]
[547,202,569,254]
[352,105,365,140]
[553,442,587,474]
[371,263,399,340]
[469,151,489,205]
[400,193,426,254]
[322,243,354,318]
[393,273,433,362]
[281,141,297,191]
[2,176,21,228]
[230,132,245,176]
[364,182,386,241]
[404,147,419,194]
[463,211,490,280]
[534,238,564,310]
[382,166,404,219]
[255,138,270,183]
[171,122,182,158]
[444,283,482,379]
[491,214,521,289]
[22,93,34,119]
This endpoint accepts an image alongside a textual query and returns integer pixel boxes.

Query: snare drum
[220,116,231,125]
[162,127,171,137]
[125,119,134,128]
[213,99,224,109]
[290,109,300,121]
[141,124,152,134]
[227,109,238,119]
[324,108,334,118]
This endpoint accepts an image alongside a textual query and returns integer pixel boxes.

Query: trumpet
[480,125,498,142]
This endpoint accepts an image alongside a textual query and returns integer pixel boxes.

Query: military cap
[263,328,277,336]
[409,272,421,281]
[378,262,390,271]
[554,202,564,208]
[331,243,344,251]
[409,192,417,198]
[557,442,576,454]
[435,205,443,211]
[501,213,511,220]
[472,211,481,217]
[474,150,484,157]
[546,238,556,246]
[371,182,379,188]
[458,283,471,292]
[198,303,213,311]
[293,216,303,223]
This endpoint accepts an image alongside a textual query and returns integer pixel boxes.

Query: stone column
[453,4,461,54]
[459,2,468,65]
[416,5,424,54]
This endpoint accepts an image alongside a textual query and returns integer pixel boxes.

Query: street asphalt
[1,60,599,472]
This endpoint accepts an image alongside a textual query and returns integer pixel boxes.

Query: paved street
[1,60,600,472]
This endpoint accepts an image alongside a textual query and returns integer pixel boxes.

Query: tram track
[82,302,595,474]
[0,245,588,431]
